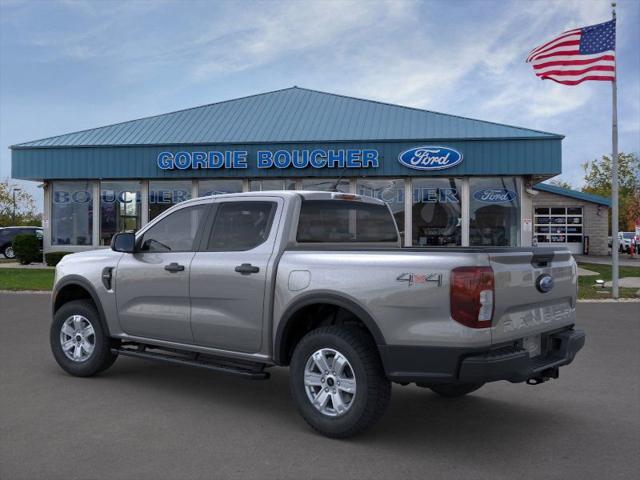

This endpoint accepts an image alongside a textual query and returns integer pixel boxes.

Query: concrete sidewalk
[574,254,640,267]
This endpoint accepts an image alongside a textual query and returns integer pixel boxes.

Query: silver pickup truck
[50,191,585,437]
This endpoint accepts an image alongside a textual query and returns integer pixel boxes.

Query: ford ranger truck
[50,191,585,438]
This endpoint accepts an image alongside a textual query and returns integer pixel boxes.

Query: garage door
[534,206,583,254]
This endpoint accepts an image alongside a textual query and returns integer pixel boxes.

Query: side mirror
[111,232,136,253]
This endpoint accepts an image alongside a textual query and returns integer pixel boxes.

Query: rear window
[297,200,398,243]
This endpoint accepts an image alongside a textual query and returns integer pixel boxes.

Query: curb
[0,290,51,295]
[577,298,640,303]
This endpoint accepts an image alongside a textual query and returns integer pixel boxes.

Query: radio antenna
[330,164,350,192]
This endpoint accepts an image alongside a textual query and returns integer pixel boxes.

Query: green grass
[578,263,640,299]
[0,268,54,291]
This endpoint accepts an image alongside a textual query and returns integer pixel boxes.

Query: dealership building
[10,87,611,255]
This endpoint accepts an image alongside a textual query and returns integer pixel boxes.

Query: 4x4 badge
[396,273,442,287]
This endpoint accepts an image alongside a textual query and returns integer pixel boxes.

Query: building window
[469,177,520,247]
[249,179,296,191]
[412,178,462,246]
[356,179,405,238]
[100,181,141,245]
[51,182,93,246]
[301,178,350,192]
[149,180,192,220]
[534,207,583,246]
[199,179,243,196]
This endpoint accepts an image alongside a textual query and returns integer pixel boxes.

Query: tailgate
[489,248,577,345]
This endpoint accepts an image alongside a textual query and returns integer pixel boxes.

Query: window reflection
[51,182,93,246]
[100,181,141,245]
[149,180,192,220]
[412,178,462,246]
[356,179,405,239]
[470,177,520,247]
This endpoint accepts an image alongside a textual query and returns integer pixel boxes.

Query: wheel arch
[52,276,111,336]
[274,292,386,366]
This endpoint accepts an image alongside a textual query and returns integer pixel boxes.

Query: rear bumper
[379,327,585,384]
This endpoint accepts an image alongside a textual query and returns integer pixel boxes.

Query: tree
[547,177,573,190]
[0,180,41,227]
[582,152,640,232]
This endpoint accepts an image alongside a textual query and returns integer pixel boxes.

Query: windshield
[622,233,635,239]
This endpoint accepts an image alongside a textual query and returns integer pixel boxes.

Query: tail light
[450,266,494,328]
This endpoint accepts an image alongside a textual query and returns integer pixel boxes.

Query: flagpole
[611,1,619,298]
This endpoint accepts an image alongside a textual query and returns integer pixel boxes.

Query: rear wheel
[429,382,484,398]
[290,325,391,438]
[3,244,15,259]
[50,300,118,377]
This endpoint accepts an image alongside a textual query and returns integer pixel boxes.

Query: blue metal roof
[533,183,611,206]
[12,87,561,148]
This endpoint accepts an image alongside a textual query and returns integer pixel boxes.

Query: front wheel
[429,382,484,398]
[50,300,118,377]
[290,325,391,438]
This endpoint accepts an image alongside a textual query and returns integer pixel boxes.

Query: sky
[1,0,639,211]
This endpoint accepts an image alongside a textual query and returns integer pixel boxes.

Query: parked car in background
[0,226,43,259]
[619,232,636,253]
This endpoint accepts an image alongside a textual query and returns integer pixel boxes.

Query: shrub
[44,251,72,266]
[12,234,41,265]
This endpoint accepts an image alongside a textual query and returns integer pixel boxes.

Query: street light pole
[12,187,22,224]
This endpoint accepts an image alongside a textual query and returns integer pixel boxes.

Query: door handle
[234,263,260,275]
[164,262,185,273]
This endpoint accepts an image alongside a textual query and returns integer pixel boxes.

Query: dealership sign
[473,188,517,203]
[156,149,380,170]
[398,146,463,171]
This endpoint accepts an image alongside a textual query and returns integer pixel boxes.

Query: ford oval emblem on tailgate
[536,274,554,293]
[398,146,463,171]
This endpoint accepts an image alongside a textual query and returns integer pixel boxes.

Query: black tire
[429,382,484,398]
[289,325,391,438]
[50,300,118,377]
[3,244,15,259]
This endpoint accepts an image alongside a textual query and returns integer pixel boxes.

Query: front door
[116,204,209,343]
[190,198,281,353]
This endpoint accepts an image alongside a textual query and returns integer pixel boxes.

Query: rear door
[489,249,577,346]
[190,198,282,353]
[115,203,209,343]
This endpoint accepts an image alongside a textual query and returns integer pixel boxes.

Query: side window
[207,201,276,251]
[139,205,207,252]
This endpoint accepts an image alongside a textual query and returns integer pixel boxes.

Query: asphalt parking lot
[1,294,638,480]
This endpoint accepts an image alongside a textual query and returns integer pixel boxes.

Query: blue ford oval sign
[473,188,518,203]
[398,146,463,171]
[536,274,554,293]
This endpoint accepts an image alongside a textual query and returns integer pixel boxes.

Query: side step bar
[111,345,270,380]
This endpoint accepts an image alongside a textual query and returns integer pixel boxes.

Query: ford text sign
[398,146,463,171]
[473,188,518,203]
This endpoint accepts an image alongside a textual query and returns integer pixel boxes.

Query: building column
[92,181,100,247]
[461,178,470,246]
[520,177,533,247]
[43,182,52,253]
[404,178,412,247]
[191,179,198,199]
[141,180,149,226]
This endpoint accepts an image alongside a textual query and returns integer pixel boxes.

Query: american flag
[526,19,616,85]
